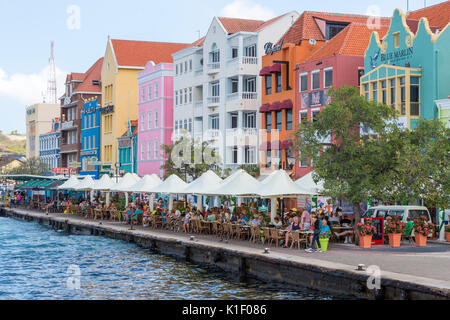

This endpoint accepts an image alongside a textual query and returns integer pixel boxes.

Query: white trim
[299,72,308,92]
[323,67,333,89]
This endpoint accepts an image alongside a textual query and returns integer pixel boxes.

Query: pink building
[137,62,174,178]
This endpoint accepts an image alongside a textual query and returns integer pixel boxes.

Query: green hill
[0,133,26,155]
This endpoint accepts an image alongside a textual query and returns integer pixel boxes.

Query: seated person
[273,216,283,229]
[329,212,340,225]
[133,206,143,225]
[284,216,302,248]
[334,214,355,244]
[238,213,249,225]
[320,218,331,238]
[207,211,217,222]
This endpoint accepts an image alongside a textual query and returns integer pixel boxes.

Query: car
[362,205,434,237]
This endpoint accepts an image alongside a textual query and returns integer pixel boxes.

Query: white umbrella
[256,170,315,198]
[110,173,141,192]
[57,176,80,190]
[92,174,115,191]
[124,174,162,193]
[295,171,324,195]
[73,176,96,191]
[207,169,261,197]
[150,175,188,211]
[182,170,223,195]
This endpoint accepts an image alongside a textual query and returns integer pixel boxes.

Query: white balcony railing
[226,92,257,101]
[242,56,257,64]
[207,62,220,70]
[61,121,76,130]
[205,129,220,140]
[226,128,258,136]
[207,96,220,105]
[227,92,239,101]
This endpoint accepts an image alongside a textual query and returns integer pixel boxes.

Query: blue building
[117,120,138,174]
[80,98,101,178]
[39,118,60,175]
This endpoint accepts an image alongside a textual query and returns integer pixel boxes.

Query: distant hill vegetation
[0,132,26,155]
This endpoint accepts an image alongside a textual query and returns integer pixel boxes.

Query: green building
[361,9,450,129]
[117,120,138,174]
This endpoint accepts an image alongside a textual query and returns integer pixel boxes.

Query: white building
[172,13,299,170]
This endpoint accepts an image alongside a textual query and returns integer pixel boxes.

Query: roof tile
[407,0,450,30]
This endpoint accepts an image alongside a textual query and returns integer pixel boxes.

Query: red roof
[111,39,190,67]
[407,1,450,31]
[218,13,289,35]
[73,57,103,94]
[121,120,138,137]
[304,23,389,62]
[280,11,391,45]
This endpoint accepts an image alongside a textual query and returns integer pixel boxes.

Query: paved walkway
[5,208,450,287]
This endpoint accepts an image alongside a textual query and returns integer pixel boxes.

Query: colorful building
[435,97,450,128]
[39,117,60,174]
[361,5,450,129]
[137,62,175,178]
[59,58,103,173]
[171,13,299,171]
[259,11,391,178]
[100,38,189,176]
[117,120,138,174]
[80,98,101,178]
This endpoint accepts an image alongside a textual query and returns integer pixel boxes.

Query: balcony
[205,129,220,141]
[226,92,257,101]
[225,56,259,76]
[225,92,258,112]
[207,62,220,74]
[207,96,220,107]
[242,56,257,65]
[226,128,258,147]
[61,120,78,131]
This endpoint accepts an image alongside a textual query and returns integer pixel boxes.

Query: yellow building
[100,38,189,174]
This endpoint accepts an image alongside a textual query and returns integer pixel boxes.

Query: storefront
[80,98,101,179]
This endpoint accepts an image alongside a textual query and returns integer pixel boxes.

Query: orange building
[259,11,391,178]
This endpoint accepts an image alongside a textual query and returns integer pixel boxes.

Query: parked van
[363,206,433,237]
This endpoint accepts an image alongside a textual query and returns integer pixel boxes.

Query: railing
[207,96,220,105]
[207,62,220,70]
[242,56,257,64]
[227,92,239,101]
[226,92,257,101]
[61,121,76,130]
[205,130,220,139]
[226,128,258,136]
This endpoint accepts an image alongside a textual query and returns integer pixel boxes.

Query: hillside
[0,133,26,155]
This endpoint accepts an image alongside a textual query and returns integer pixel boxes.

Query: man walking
[306,215,322,253]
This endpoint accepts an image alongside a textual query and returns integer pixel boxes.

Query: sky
[0,0,442,134]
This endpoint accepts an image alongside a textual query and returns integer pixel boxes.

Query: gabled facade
[361,8,450,129]
[172,13,299,171]
[118,120,138,174]
[59,58,103,173]
[100,38,189,175]
[137,62,174,178]
[80,98,101,178]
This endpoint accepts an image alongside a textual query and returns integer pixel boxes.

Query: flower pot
[445,232,450,242]
[319,238,329,252]
[415,233,427,247]
[359,235,372,249]
[388,233,401,248]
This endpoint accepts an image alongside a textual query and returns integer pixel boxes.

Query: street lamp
[114,162,121,183]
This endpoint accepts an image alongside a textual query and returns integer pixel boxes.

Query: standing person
[306,215,322,253]
[183,209,191,233]
[301,208,311,231]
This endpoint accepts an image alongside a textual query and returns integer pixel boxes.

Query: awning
[280,140,294,150]
[271,140,281,150]
[259,141,271,151]
[270,63,282,73]
[281,99,293,110]
[259,104,270,113]
[268,101,282,111]
[259,66,271,76]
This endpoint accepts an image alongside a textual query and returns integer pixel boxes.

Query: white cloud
[0,66,67,105]
[220,0,275,20]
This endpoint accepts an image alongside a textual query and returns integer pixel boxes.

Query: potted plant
[319,232,330,252]
[357,220,376,249]
[413,217,434,247]
[445,225,450,242]
[384,216,406,248]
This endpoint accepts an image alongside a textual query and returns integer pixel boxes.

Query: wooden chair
[235,225,250,240]
[290,231,307,249]
[109,209,120,222]
[269,228,284,247]
[212,221,221,237]
[152,215,163,229]
[198,220,211,234]
[261,227,271,245]
[249,226,261,243]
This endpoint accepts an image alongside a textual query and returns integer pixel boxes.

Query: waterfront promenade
[2,208,450,299]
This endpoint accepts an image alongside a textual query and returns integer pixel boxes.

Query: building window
[300,73,308,92]
[265,75,272,95]
[266,113,272,132]
[179,90,183,104]
[381,80,387,105]
[148,111,152,130]
[175,91,179,105]
[245,44,257,57]
[154,83,159,98]
[148,84,152,100]
[189,60,192,71]
[372,82,378,102]
[299,152,308,167]
[276,111,282,130]
[312,71,320,90]
[244,146,255,164]
[400,77,406,115]
[232,146,238,164]
[312,110,320,122]
[394,32,400,48]
[147,140,151,160]
[184,88,188,103]
[410,76,420,116]
[141,87,145,102]
[326,22,349,40]
[266,150,272,169]
[141,113,145,130]
[211,81,220,97]
[176,64,179,75]
[188,119,192,133]
[183,119,187,130]
[276,72,282,93]
[154,139,158,159]
[155,111,158,128]
[189,88,193,102]
[141,142,145,161]
[286,109,293,130]
[231,78,239,94]
[324,68,333,88]
[232,47,238,59]
[389,79,396,108]
[244,112,256,128]
[210,114,219,130]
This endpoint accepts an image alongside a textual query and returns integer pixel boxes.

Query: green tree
[160,135,224,181]
[6,157,49,175]
[293,86,402,224]
[239,164,260,178]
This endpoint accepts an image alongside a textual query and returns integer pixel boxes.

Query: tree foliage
[5,157,49,175]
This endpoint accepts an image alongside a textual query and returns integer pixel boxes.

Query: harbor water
[0,217,338,300]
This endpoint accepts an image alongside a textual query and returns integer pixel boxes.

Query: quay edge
[1,208,449,300]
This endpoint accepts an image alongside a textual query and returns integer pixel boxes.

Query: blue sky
[0,0,442,134]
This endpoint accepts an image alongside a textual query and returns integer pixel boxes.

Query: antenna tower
[46,41,57,104]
